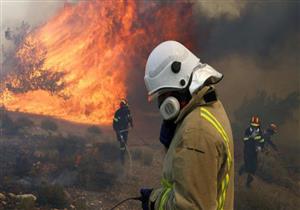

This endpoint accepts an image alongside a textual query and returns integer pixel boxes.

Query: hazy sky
[1,1,64,27]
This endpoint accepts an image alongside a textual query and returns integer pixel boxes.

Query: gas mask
[158,88,191,121]
[159,96,180,121]
[157,94,182,148]
[158,91,190,148]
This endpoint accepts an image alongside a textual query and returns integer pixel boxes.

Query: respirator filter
[159,96,180,120]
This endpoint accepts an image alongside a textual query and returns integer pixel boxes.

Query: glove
[140,188,153,210]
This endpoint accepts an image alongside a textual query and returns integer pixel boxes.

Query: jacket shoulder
[115,108,122,115]
[178,100,233,147]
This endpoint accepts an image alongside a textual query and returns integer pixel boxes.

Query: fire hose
[119,130,133,174]
[109,196,142,210]
[120,128,152,146]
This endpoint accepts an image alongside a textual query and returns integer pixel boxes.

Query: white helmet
[144,40,223,101]
[144,40,199,100]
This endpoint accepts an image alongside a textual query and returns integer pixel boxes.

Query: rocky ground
[0,110,299,210]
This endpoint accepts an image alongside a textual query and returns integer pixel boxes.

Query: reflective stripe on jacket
[149,86,234,210]
[244,127,264,144]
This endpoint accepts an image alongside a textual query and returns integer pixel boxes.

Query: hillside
[0,110,299,210]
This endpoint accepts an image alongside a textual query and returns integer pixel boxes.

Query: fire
[1,0,195,125]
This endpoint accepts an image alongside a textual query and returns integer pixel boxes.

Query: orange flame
[1,0,195,125]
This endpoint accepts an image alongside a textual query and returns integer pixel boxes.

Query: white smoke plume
[193,0,247,19]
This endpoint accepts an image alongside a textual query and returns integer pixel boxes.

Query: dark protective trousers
[116,131,128,164]
[239,146,258,187]
[244,148,258,174]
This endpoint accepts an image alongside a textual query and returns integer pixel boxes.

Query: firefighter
[263,123,278,152]
[139,41,234,210]
[239,116,264,187]
[112,99,133,164]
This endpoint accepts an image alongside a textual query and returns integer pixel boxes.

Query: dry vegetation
[0,109,299,210]
[0,110,162,210]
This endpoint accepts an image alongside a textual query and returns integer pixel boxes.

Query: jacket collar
[175,86,217,124]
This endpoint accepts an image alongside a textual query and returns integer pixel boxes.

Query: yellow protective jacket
[149,86,234,210]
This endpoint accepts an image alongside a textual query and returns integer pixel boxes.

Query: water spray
[124,141,133,175]
[119,129,133,174]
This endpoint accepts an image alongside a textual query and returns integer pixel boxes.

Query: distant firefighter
[263,123,278,152]
[112,99,133,165]
[239,116,264,187]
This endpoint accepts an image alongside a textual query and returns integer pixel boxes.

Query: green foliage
[37,183,68,208]
[87,125,102,135]
[6,37,65,95]
[41,119,58,131]
[16,195,36,210]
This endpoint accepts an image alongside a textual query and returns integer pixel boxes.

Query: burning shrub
[1,1,195,125]
[5,37,65,95]
[36,183,68,208]
[41,119,58,131]
[87,125,102,135]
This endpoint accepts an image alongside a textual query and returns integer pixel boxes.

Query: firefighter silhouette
[112,99,133,164]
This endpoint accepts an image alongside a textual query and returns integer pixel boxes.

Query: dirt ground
[1,111,299,210]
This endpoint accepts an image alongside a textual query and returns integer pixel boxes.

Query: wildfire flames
[1,0,194,125]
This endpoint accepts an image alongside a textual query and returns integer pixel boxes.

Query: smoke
[193,0,247,19]
[1,1,64,65]
[129,0,300,140]
[191,1,300,156]
[1,1,64,28]
[198,1,300,61]
[200,1,300,117]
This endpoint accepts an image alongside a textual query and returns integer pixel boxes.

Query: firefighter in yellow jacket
[139,41,234,210]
